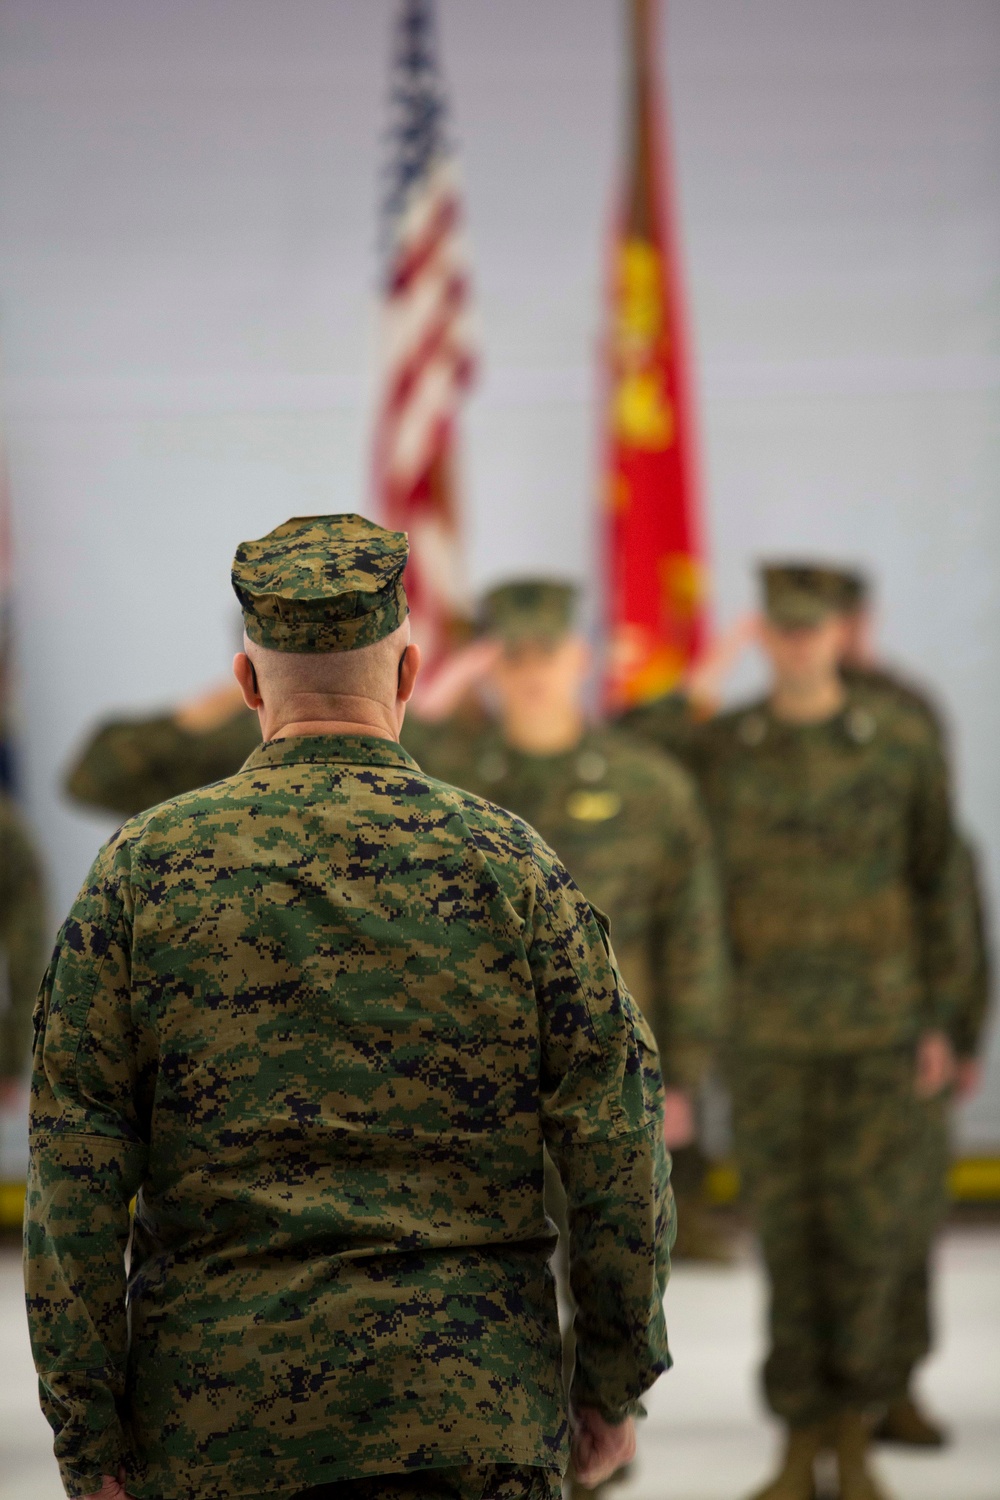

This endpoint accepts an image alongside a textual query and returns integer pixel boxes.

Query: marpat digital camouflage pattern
[623,691,959,1053]
[64,709,261,820]
[479,582,578,648]
[623,686,962,1422]
[0,791,48,1081]
[232,514,409,653]
[840,664,993,1405]
[283,1461,561,1500]
[402,721,725,1090]
[760,562,859,628]
[26,734,671,1500]
[731,1046,931,1423]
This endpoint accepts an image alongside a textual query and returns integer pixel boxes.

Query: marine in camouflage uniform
[0,792,48,1092]
[624,564,962,1500]
[25,516,672,1500]
[836,570,993,1447]
[64,695,260,819]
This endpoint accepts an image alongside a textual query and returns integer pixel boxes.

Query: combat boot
[872,1392,948,1447]
[834,1410,893,1500]
[747,1422,828,1500]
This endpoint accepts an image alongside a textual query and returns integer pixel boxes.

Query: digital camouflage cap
[761,562,865,628]
[480,578,578,646]
[232,514,409,653]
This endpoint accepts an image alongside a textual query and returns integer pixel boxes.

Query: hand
[0,1077,23,1111]
[571,1407,636,1489]
[409,638,503,722]
[174,682,247,733]
[684,614,760,712]
[915,1030,956,1099]
[662,1088,695,1149]
[83,1470,132,1500]
[955,1057,983,1100]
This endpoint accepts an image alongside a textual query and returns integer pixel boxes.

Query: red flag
[602,0,708,711]
[372,0,476,673]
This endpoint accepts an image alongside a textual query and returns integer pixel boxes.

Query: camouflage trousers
[884,1092,951,1399]
[290,1464,561,1500]
[732,1047,930,1426]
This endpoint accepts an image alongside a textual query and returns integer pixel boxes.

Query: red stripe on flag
[380,273,470,420]
[389,196,460,295]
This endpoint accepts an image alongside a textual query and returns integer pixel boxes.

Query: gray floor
[2,1227,998,1500]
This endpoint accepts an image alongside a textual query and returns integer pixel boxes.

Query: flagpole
[625,0,656,241]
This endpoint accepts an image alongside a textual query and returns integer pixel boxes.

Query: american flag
[372,0,476,671]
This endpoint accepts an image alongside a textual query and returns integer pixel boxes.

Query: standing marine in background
[624,563,964,1500]
[0,791,48,1103]
[403,579,729,1264]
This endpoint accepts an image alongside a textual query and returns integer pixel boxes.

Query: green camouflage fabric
[841,664,992,1057]
[842,667,993,1394]
[842,661,947,744]
[232,514,409,653]
[401,722,726,1090]
[25,733,671,1500]
[0,792,48,1080]
[64,708,261,820]
[622,689,959,1053]
[623,681,969,1422]
[479,582,577,647]
[760,562,860,627]
[732,1048,929,1423]
[945,835,992,1059]
[286,1462,560,1500]
[880,1090,950,1404]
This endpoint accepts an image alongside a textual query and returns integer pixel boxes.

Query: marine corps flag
[372,0,476,674]
[603,0,708,711]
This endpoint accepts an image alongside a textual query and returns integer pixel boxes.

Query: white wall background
[1,0,998,1144]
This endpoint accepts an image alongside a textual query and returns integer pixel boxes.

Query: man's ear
[233,652,263,711]
[397,642,421,706]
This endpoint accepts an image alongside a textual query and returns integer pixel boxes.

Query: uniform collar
[241,733,419,774]
[740,688,878,747]
[494,725,599,767]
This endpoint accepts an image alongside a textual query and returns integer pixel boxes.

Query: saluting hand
[684,613,760,713]
[571,1407,636,1488]
[409,638,503,721]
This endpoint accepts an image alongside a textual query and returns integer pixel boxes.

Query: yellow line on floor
[706,1159,1000,1206]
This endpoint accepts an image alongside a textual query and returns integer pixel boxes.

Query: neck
[500,704,586,756]
[261,693,400,744]
[770,675,847,725]
[269,717,396,743]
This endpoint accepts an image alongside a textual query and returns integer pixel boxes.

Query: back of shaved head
[245,619,411,720]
